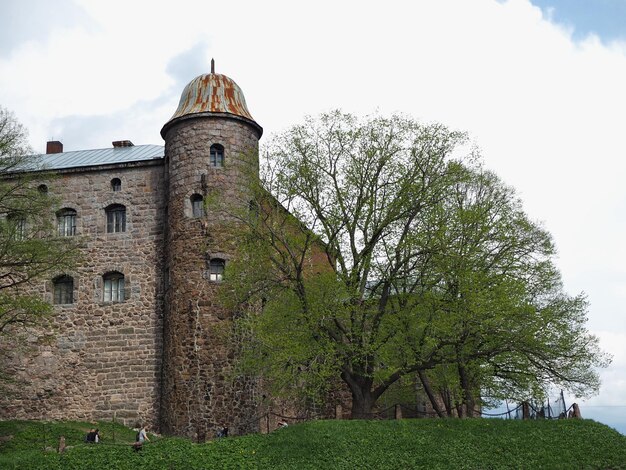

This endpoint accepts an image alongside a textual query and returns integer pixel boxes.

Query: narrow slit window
[191,194,204,218]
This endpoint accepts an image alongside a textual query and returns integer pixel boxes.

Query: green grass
[1,418,624,469]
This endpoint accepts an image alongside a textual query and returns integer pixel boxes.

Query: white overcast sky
[1,0,625,433]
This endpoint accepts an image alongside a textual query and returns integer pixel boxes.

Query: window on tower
[191,194,204,218]
[111,178,122,191]
[210,144,224,167]
[208,258,225,282]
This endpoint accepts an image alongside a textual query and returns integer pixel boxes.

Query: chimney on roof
[46,141,63,154]
[112,140,134,148]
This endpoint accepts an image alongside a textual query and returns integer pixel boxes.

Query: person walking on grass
[133,425,150,452]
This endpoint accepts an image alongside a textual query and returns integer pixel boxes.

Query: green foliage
[225,111,609,417]
[1,419,625,469]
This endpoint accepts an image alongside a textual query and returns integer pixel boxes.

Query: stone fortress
[0,63,289,438]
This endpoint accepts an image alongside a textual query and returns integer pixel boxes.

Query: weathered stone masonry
[1,161,165,428]
[0,70,268,438]
[161,115,261,438]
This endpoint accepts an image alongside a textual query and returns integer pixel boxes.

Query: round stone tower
[160,62,262,439]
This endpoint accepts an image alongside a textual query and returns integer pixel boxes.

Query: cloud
[0,0,94,58]
[165,41,211,90]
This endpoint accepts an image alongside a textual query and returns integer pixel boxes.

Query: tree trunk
[418,370,445,418]
[350,392,376,419]
[458,363,476,418]
[342,370,377,419]
[440,388,454,417]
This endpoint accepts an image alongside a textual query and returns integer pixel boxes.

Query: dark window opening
[210,144,224,167]
[106,204,126,233]
[111,178,122,191]
[53,275,74,304]
[209,258,225,282]
[38,184,48,194]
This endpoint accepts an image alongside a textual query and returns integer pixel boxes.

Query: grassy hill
[1,418,625,469]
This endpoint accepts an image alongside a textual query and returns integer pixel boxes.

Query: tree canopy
[225,111,610,418]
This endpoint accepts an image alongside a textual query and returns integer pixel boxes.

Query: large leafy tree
[226,111,608,418]
[409,167,609,417]
[0,106,80,388]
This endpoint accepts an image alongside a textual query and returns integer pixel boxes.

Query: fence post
[522,402,530,419]
[335,404,342,420]
[395,404,402,420]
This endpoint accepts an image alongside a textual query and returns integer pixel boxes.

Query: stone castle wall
[0,162,165,429]
[161,116,261,440]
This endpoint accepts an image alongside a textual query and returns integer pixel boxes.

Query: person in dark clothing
[85,429,97,443]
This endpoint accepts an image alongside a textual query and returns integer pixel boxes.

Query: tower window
[106,204,126,233]
[111,178,122,191]
[53,275,74,305]
[57,208,77,236]
[191,194,204,218]
[38,184,48,194]
[210,144,224,167]
[103,271,125,302]
[209,258,225,282]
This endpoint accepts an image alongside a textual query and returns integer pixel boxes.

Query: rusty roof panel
[167,73,255,122]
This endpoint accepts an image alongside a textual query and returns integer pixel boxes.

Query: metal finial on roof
[211,58,215,74]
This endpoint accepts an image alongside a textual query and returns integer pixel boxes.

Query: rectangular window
[14,218,27,240]
[54,279,73,304]
[104,277,125,302]
[192,198,204,218]
[58,214,76,236]
[106,209,126,233]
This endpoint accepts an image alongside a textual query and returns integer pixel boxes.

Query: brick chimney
[112,140,134,148]
[46,141,63,154]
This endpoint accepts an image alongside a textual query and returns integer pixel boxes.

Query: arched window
[53,275,74,304]
[209,258,225,282]
[106,204,126,233]
[103,271,125,302]
[210,144,224,167]
[57,208,76,236]
[191,194,204,218]
[38,184,48,194]
[111,178,121,191]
